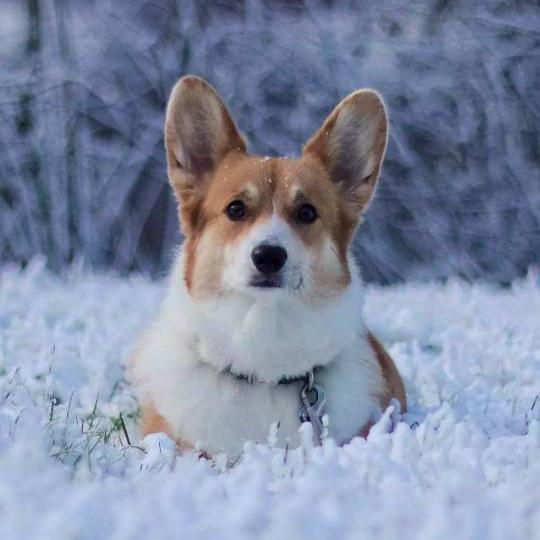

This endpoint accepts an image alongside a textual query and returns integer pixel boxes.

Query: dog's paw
[140,432,177,472]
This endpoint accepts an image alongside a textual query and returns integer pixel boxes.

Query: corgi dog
[129,76,406,458]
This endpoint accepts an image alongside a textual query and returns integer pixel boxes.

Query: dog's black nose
[251,244,287,274]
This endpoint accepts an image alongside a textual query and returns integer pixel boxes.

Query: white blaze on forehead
[243,182,259,200]
[288,182,302,199]
[247,212,295,248]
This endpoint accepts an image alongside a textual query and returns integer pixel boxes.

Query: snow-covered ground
[1,259,539,539]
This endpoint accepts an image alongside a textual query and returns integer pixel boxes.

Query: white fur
[130,246,386,457]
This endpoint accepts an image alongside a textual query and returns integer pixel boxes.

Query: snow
[1,259,540,539]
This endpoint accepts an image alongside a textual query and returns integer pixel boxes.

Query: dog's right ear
[165,76,246,201]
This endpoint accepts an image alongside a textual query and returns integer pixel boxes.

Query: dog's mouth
[249,276,283,289]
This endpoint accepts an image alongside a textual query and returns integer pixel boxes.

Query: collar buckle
[299,369,326,445]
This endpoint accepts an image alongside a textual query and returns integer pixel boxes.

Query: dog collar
[221,364,324,385]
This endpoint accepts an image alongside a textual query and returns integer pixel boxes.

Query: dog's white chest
[133,325,383,457]
[178,343,383,456]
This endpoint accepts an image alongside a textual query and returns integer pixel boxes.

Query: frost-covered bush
[1,0,539,281]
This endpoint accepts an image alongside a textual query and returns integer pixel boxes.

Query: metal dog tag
[299,379,326,444]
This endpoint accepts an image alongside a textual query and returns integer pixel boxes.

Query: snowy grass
[1,259,539,539]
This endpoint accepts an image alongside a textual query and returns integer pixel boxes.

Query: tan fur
[355,334,406,439]
[140,402,208,454]
[368,332,407,412]
[140,400,173,438]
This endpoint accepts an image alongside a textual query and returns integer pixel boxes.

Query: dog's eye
[225,200,246,221]
[296,203,318,224]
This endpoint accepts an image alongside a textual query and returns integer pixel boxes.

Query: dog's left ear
[303,89,388,215]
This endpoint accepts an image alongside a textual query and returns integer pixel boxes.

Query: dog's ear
[303,89,388,216]
[165,76,246,199]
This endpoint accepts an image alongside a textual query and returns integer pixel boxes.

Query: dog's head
[165,76,388,304]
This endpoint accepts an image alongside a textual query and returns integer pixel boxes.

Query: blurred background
[1,0,538,283]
